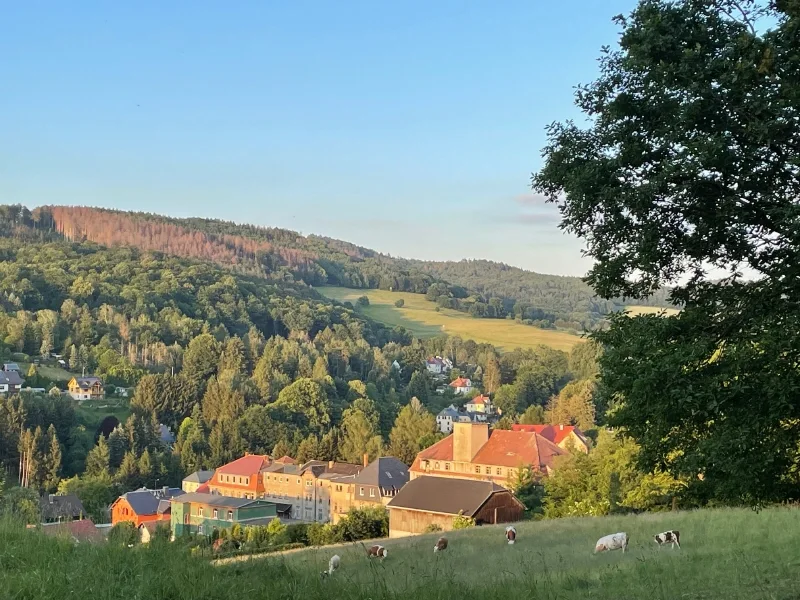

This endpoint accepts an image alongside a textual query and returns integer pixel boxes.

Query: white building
[448,377,473,395]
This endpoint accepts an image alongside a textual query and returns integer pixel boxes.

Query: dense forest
[0,205,673,331]
[0,220,617,522]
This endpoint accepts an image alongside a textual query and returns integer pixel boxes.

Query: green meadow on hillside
[625,305,680,317]
[318,287,583,352]
[5,507,799,599]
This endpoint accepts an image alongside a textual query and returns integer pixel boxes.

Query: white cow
[321,554,340,577]
[594,532,629,554]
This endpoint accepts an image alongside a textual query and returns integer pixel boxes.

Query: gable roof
[174,492,274,509]
[39,494,85,521]
[299,460,363,478]
[183,470,215,484]
[437,405,460,419]
[511,424,588,446]
[115,487,184,516]
[0,371,24,385]
[413,429,566,471]
[466,394,490,406]
[72,376,103,389]
[3,363,20,370]
[449,377,471,388]
[387,476,520,516]
[351,457,409,491]
[215,454,270,476]
[39,519,104,543]
[273,455,297,465]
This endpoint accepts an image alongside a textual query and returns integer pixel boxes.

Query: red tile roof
[511,424,587,445]
[215,454,270,476]
[39,519,104,543]
[274,455,297,465]
[195,483,210,493]
[467,394,490,405]
[449,377,471,388]
[412,429,566,472]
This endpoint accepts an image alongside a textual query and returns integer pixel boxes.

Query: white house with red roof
[511,424,590,453]
[449,377,473,395]
[464,394,494,414]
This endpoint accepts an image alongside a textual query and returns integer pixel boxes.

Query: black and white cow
[654,530,680,549]
[505,526,517,545]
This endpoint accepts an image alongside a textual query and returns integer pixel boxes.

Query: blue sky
[2,0,637,277]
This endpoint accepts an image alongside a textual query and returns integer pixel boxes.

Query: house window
[434,462,440,470]
[306,480,312,487]
[297,478,300,484]
[444,463,450,471]
[369,489,376,498]
[197,507,203,517]
[485,466,491,475]
[227,511,233,521]
[423,460,430,469]
[496,467,502,476]
[359,487,365,496]
[245,477,249,485]
[474,466,481,474]
[213,509,218,519]
[184,514,190,525]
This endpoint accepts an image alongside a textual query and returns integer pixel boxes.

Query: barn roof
[387,476,520,516]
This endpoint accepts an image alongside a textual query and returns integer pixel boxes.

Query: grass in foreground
[4,507,799,599]
[319,287,582,352]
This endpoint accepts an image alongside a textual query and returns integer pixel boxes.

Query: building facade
[182,470,215,493]
[111,487,183,526]
[170,493,277,537]
[329,456,409,523]
[410,422,566,485]
[67,377,104,400]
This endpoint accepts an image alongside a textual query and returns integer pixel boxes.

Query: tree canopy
[533,0,800,504]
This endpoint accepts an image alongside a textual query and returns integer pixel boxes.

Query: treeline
[0,205,672,330]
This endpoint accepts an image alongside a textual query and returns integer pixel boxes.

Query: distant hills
[0,204,672,331]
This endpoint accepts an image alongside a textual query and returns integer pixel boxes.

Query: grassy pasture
[625,305,680,316]
[4,507,799,599]
[318,287,583,352]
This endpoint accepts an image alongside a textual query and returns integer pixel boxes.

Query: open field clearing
[5,507,800,600]
[318,287,583,352]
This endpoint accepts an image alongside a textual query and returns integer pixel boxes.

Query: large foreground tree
[533,0,800,504]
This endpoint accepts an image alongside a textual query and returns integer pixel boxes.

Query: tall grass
[2,507,799,599]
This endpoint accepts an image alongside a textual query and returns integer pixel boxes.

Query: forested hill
[0,205,672,328]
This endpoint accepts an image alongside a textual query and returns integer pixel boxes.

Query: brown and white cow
[366,544,388,559]
[505,526,517,545]
[654,530,680,549]
[594,532,629,554]
[434,537,448,553]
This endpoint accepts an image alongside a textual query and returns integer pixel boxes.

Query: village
[28,356,589,549]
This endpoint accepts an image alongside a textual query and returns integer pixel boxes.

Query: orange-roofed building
[511,424,590,454]
[207,454,270,499]
[410,422,566,485]
[449,377,473,395]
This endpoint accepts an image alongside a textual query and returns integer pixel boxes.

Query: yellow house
[68,377,105,400]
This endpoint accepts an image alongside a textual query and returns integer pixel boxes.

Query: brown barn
[386,476,524,538]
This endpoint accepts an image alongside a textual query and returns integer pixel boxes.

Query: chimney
[559,424,564,431]
[48,494,54,504]
[363,453,369,467]
[328,461,335,470]
[453,422,489,463]
[162,486,169,496]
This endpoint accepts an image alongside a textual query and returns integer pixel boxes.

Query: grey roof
[159,424,175,444]
[117,487,183,516]
[387,476,520,516]
[173,492,274,509]
[0,371,24,385]
[351,457,409,491]
[437,406,460,419]
[3,363,20,370]
[39,494,85,521]
[183,470,215,484]
[300,460,363,478]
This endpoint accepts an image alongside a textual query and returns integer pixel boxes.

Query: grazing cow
[594,532,629,554]
[434,537,448,553]
[654,530,680,549]
[321,554,340,577]
[505,526,517,545]
[366,544,388,559]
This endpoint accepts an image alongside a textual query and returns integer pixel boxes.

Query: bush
[286,523,309,545]
[394,299,404,308]
[356,296,370,307]
[108,521,138,546]
[424,523,442,533]
[452,510,476,530]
